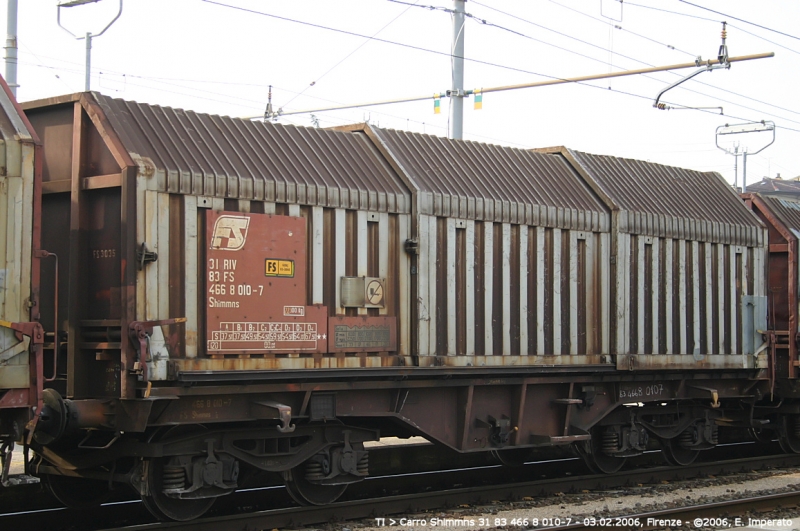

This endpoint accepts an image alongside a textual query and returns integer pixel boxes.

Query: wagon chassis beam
[32,422,379,475]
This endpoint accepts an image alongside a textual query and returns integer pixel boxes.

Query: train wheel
[576,433,626,474]
[490,448,531,467]
[45,474,111,509]
[660,438,700,466]
[140,425,216,521]
[283,464,347,506]
[141,457,216,521]
[778,416,800,454]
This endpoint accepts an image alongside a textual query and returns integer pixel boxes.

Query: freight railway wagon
[0,77,41,488]
[0,88,794,521]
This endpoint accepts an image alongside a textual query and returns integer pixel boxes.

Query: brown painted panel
[85,188,122,319]
[26,105,73,182]
[204,211,328,355]
[40,193,71,334]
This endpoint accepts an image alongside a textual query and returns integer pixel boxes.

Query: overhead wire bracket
[654,22,730,110]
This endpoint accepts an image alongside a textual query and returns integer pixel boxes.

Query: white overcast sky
[8,0,799,186]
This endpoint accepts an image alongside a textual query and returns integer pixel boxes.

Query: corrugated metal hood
[359,126,610,232]
[83,92,411,213]
[546,147,764,247]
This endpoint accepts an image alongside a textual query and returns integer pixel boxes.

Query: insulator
[601,430,620,454]
[162,465,186,492]
[304,461,325,481]
[656,103,668,110]
[721,29,727,39]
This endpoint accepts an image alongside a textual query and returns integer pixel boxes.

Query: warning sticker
[265,259,295,277]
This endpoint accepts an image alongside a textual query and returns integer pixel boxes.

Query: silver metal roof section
[84,93,410,213]
[357,125,610,232]
[540,147,764,247]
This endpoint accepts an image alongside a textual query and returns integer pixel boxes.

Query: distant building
[746,174,800,198]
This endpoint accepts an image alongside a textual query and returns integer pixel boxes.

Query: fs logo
[210,215,250,251]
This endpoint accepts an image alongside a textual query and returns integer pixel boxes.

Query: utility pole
[716,121,775,193]
[449,0,465,140]
[57,0,123,92]
[4,0,17,97]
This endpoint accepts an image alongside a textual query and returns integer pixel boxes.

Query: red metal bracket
[0,320,44,345]
[0,320,45,443]
[128,318,186,385]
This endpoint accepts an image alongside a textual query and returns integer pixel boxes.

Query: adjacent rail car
[1,89,795,521]
[742,192,800,451]
[0,76,41,488]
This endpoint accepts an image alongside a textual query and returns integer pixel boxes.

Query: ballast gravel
[319,467,800,531]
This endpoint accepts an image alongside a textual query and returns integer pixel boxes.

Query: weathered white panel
[334,208,346,316]
[536,227,545,355]
[135,175,147,321]
[237,200,251,213]
[651,237,659,355]
[730,245,738,355]
[569,231,578,356]
[357,211,368,316]
[484,222,494,356]
[553,228,562,355]
[288,204,300,217]
[678,240,687,354]
[184,195,198,358]
[502,223,511,356]
[717,244,725,354]
[519,226,528,356]
[0,176,13,354]
[263,202,276,215]
[212,197,224,211]
[145,190,159,321]
[754,246,765,297]
[705,243,713,355]
[600,232,610,355]
[465,220,475,356]
[446,218,457,356]
[615,233,631,355]
[417,214,431,355]
[428,216,438,354]
[692,241,701,355]
[664,239,673,354]
[398,214,410,356]
[637,237,645,354]
[157,193,170,320]
[311,206,324,305]
[584,233,595,354]
[378,212,389,316]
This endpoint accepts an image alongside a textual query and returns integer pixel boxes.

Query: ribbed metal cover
[762,195,800,239]
[0,80,36,144]
[368,127,609,231]
[92,94,410,213]
[568,149,764,246]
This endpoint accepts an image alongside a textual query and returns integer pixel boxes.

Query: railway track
[4,448,800,531]
[549,491,800,530]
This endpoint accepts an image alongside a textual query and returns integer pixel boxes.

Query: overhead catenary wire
[205,0,800,130]
[677,0,800,42]
[622,1,800,55]
[281,0,421,109]
[250,53,772,118]
[544,1,800,119]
